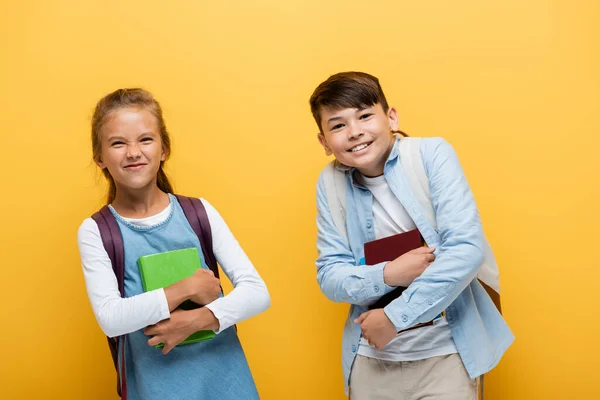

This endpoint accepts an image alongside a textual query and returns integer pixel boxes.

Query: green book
[138,247,216,348]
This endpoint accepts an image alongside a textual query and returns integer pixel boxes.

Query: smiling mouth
[124,163,147,169]
[348,142,373,152]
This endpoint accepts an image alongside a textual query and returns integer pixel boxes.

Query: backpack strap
[91,206,126,399]
[92,206,125,295]
[398,137,502,313]
[322,161,349,246]
[174,195,219,278]
[398,137,436,228]
[90,195,219,399]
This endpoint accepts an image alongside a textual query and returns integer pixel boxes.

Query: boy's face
[317,103,398,177]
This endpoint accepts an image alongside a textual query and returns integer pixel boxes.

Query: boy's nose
[348,124,364,139]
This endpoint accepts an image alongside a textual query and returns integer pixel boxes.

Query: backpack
[91,194,219,399]
[321,137,502,312]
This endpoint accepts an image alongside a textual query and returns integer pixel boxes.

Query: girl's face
[96,107,166,194]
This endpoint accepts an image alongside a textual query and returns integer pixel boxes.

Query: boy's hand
[383,246,435,287]
[144,308,219,354]
[354,309,397,350]
[186,268,221,305]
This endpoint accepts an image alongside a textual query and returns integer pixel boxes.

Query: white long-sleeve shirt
[77,198,270,338]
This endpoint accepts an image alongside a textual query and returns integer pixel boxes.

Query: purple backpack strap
[174,195,219,278]
[91,206,125,399]
[90,195,220,399]
[92,207,125,294]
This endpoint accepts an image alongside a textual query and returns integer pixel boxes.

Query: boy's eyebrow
[326,107,372,123]
[327,116,343,123]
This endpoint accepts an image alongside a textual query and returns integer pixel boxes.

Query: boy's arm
[383,138,484,329]
[316,174,396,305]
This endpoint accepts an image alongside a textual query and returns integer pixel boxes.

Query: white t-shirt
[356,174,458,362]
[77,198,270,338]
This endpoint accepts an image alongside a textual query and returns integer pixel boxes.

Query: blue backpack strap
[91,206,126,399]
[174,195,219,278]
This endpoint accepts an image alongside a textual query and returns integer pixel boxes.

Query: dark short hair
[309,71,389,132]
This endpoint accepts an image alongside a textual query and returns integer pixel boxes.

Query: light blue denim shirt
[315,136,514,393]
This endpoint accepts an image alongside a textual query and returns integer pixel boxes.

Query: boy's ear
[317,133,333,156]
[387,107,399,131]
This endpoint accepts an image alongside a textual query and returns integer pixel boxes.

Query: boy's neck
[111,184,170,218]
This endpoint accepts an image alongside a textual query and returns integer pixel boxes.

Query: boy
[310,72,513,399]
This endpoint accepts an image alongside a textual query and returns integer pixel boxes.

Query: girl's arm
[78,219,200,338]
[201,199,271,333]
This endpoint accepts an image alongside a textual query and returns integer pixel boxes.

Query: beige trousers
[349,354,480,400]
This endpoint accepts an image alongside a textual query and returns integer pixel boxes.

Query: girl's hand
[144,308,219,354]
[185,268,221,305]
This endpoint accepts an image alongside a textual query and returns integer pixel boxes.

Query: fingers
[365,336,380,349]
[354,311,371,324]
[194,268,215,277]
[144,325,157,336]
[147,336,162,347]
[412,246,435,254]
[162,342,174,355]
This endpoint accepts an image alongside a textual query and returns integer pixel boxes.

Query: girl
[78,88,270,399]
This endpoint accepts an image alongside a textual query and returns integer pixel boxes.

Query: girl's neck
[111,184,170,219]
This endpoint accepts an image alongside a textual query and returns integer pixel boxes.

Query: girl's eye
[111,141,125,147]
[141,137,153,142]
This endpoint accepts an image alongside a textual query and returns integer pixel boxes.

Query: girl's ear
[95,155,105,169]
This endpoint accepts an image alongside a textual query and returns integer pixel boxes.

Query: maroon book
[364,228,424,310]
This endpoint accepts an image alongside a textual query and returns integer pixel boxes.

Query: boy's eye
[359,113,373,119]
[331,123,344,131]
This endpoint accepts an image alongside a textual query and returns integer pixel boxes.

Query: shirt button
[364,190,371,196]
[366,222,372,229]
[401,315,408,322]
[427,299,433,305]
[374,286,380,293]
[352,345,357,353]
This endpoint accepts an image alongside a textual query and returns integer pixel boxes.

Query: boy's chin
[338,154,378,169]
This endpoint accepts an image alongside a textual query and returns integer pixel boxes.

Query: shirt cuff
[204,301,227,334]
[156,288,171,321]
[365,261,397,297]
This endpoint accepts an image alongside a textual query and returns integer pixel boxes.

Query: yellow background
[1,1,598,399]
